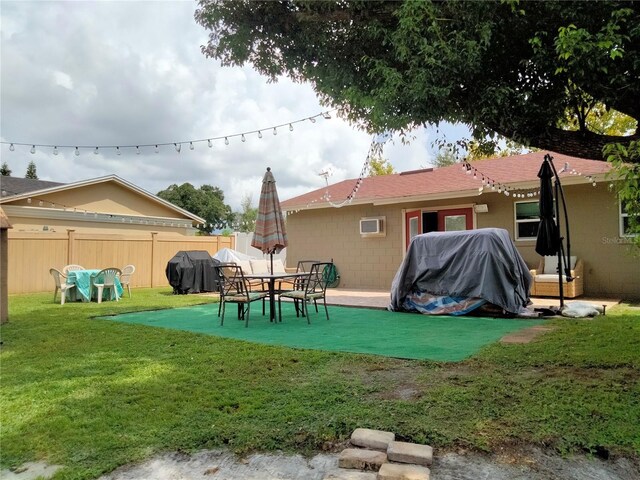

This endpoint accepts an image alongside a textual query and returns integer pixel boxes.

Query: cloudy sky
[1,1,469,210]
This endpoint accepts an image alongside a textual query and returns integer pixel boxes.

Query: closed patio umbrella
[252,167,288,273]
[535,157,559,256]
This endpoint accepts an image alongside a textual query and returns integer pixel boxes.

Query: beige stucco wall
[285,183,640,298]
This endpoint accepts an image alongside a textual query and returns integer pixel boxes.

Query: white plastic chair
[119,264,135,298]
[50,268,76,305]
[62,264,85,275]
[90,268,122,303]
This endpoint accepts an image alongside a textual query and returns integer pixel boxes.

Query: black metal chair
[278,262,332,323]
[215,264,268,327]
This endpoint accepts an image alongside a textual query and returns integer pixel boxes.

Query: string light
[94,147,99,155]
[224,137,229,145]
[136,146,141,154]
[461,159,599,199]
[75,147,80,156]
[53,146,58,155]
[189,142,195,150]
[1,109,336,156]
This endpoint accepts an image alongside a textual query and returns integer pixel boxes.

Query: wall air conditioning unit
[359,216,386,237]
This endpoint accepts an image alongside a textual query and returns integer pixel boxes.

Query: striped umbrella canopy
[252,167,288,261]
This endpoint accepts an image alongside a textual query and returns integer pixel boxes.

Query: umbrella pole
[548,156,566,309]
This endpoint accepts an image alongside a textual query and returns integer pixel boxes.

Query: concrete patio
[324,288,620,311]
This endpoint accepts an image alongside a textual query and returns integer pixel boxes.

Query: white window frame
[619,200,638,237]
[514,200,541,241]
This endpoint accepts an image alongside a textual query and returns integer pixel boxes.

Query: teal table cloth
[67,269,124,302]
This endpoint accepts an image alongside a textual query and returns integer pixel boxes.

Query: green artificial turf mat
[102,303,545,361]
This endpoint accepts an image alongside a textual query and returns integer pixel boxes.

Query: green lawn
[1,289,639,479]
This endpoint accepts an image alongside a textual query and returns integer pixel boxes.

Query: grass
[1,289,639,479]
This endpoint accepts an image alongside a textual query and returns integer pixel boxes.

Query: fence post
[67,229,76,265]
[151,232,158,287]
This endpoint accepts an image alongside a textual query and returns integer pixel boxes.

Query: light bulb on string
[27,198,32,204]
[30,145,36,154]
[322,112,332,119]
[53,146,59,155]
[208,139,212,148]
[189,142,195,151]
[175,143,181,153]
[94,147,99,155]
[75,147,80,156]
[136,146,141,154]
[273,127,277,135]
[289,124,293,131]
[309,117,316,123]
[116,147,121,155]
[155,145,159,153]
[224,137,229,145]
[9,144,15,151]
[258,131,263,139]
[241,134,246,142]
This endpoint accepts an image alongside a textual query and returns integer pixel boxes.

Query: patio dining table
[244,272,308,322]
[66,269,124,302]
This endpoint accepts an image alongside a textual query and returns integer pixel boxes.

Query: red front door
[437,208,474,231]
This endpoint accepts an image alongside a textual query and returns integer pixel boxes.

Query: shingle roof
[0,176,65,197]
[281,151,612,210]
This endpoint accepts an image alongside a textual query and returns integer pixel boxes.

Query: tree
[0,162,11,176]
[195,1,640,162]
[25,161,38,179]
[368,155,395,176]
[432,148,459,168]
[234,194,258,233]
[157,183,233,234]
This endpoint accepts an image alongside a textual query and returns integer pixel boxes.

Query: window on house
[620,200,638,237]
[515,201,541,240]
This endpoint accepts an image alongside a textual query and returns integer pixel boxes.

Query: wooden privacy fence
[6,230,234,294]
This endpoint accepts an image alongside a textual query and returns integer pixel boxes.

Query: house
[0,174,205,234]
[0,175,234,294]
[280,152,639,298]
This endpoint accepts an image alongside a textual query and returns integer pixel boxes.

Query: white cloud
[0,1,468,210]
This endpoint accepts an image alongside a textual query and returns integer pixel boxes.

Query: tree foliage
[432,148,459,168]
[603,141,640,245]
[368,155,395,176]
[25,161,38,179]
[0,162,11,176]
[195,0,640,162]
[157,183,233,233]
[233,194,258,233]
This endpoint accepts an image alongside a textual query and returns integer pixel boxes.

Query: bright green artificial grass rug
[103,303,545,362]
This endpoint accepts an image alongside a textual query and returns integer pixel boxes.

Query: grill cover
[165,250,220,294]
[389,228,532,315]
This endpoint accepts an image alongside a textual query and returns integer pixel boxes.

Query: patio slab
[324,288,620,312]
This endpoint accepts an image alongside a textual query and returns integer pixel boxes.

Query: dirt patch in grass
[501,325,556,344]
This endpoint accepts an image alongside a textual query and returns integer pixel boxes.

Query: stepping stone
[350,428,395,451]
[323,469,377,480]
[377,463,430,480]
[387,441,433,466]
[338,448,387,471]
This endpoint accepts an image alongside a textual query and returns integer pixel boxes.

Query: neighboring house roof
[0,174,206,224]
[281,151,612,211]
[0,176,65,196]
